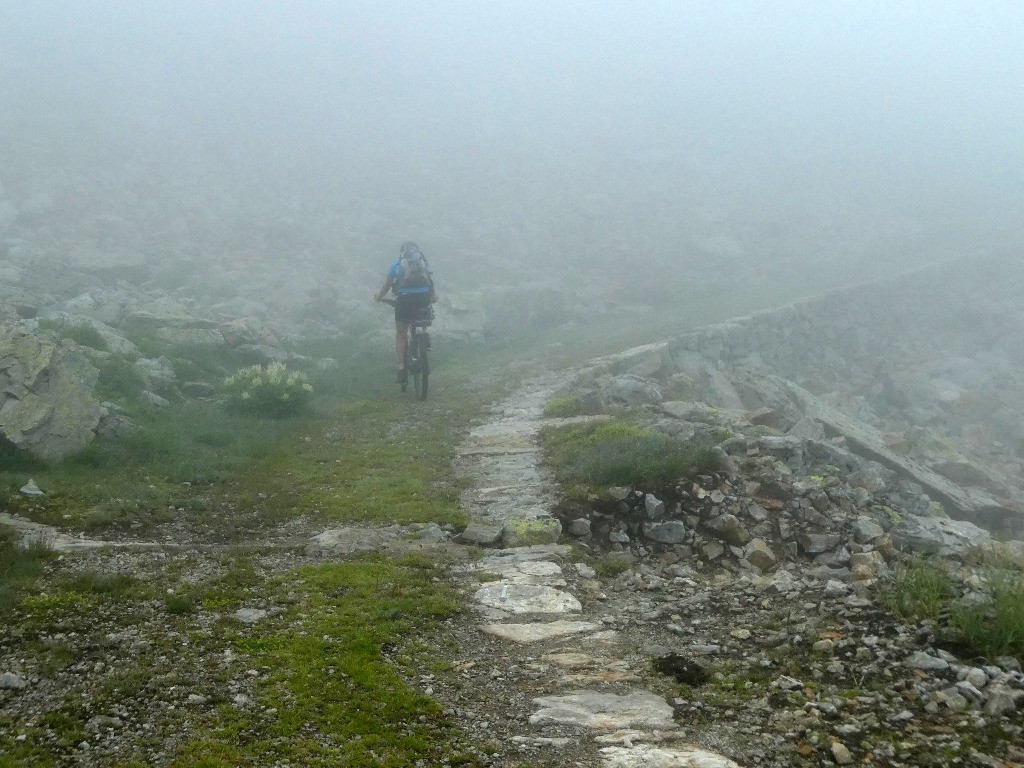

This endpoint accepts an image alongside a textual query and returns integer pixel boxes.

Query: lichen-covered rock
[0,325,102,460]
[502,515,562,547]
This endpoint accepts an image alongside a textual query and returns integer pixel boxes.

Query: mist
[3,1,1023,302]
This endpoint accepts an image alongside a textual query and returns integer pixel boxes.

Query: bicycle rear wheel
[413,334,429,400]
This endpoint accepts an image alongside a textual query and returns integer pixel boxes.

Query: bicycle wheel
[414,334,429,400]
[401,340,412,392]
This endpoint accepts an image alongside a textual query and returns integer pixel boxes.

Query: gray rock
[704,513,751,547]
[135,356,178,390]
[982,685,1020,716]
[934,687,970,712]
[140,390,171,408]
[744,538,777,571]
[852,517,885,544]
[643,494,665,518]
[600,375,662,408]
[233,608,269,624]
[19,479,44,496]
[788,417,826,441]
[906,651,950,672]
[568,518,592,537]
[459,522,503,546]
[0,672,28,689]
[306,526,400,556]
[643,521,686,544]
[798,533,842,555]
[85,715,123,732]
[702,541,725,560]
[892,515,992,557]
[0,326,103,460]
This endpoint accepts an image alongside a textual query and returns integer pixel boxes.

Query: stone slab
[480,620,600,643]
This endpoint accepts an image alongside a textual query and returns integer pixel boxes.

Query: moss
[502,517,561,546]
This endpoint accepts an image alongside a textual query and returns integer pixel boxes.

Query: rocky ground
[2,362,1023,767]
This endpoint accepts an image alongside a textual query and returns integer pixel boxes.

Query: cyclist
[374,241,436,383]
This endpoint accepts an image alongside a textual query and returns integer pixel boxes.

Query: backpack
[396,248,431,291]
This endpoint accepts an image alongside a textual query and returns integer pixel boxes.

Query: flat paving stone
[477,559,567,586]
[480,620,600,643]
[600,744,742,767]
[474,583,582,614]
[530,689,674,730]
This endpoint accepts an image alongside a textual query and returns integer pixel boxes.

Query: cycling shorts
[394,292,432,325]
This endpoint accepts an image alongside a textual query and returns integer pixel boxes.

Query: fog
[3,1,1023,306]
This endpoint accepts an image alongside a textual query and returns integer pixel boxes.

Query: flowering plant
[223,361,313,416]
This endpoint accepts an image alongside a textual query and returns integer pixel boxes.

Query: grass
[172,554,486,767]
[543,393,597,418]
[880,554,957,623]
[881,554,1024,658]
[541,418,718,489]
[0,524,55,613]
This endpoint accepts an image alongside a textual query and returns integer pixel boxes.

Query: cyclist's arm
[374,275,396,302]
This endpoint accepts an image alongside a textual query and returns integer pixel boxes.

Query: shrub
[94,355,147,401]
[542,419,717,488]
[223,361,313,417]
[38,319,109,351]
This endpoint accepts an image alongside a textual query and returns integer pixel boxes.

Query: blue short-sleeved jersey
[388,257,432,294]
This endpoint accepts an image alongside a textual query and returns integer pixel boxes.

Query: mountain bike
[380,297,433,400]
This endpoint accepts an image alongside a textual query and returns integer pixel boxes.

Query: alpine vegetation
[223,362,314,417]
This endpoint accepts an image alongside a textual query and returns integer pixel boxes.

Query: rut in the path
[452,367,743,768]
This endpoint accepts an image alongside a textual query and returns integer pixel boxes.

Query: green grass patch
[881,554,1024,658]
[0,525,55,613]
[173,554,484,767]
[542,418,717,489]
[881,554,957,623]
[543,393,598,418]
[57,570,145,600]
[950,566,1024,657]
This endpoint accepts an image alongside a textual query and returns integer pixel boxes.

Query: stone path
[0,512,165,552]
[453,369,743,768]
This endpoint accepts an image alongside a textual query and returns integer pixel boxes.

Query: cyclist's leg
[395,322,409,368]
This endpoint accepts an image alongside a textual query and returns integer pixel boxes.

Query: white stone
[600,743,742,767]
[530,689,673,729]
[233,608,269,624]
[474,583,582,614]
[480,620,599,643]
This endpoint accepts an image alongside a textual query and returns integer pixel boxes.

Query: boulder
[704,513,751,547]
[0,325,102,460]
[891,515,992,557]
[600,375,662,409]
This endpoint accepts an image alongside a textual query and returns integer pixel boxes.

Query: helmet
[400,241,419,256]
